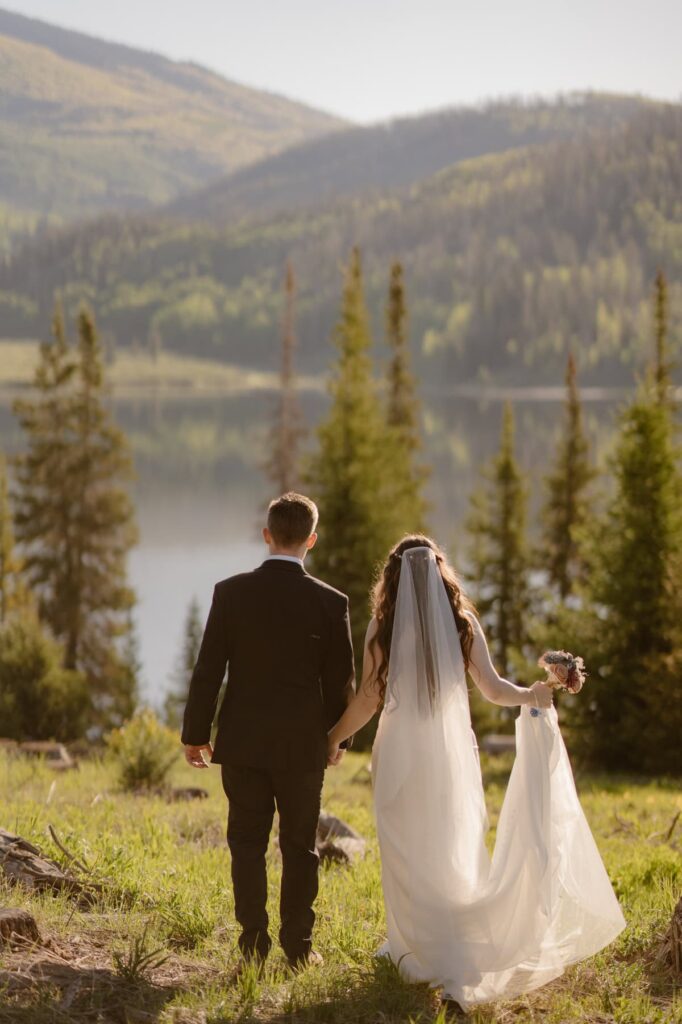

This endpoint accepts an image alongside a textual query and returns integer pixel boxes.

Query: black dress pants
[221,763,324,962]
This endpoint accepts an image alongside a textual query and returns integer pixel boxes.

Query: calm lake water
[0,386,624,705]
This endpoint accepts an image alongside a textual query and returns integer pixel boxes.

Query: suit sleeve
[181,585,229,746]
[321,595,356,747]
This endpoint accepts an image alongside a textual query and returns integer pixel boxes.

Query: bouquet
[538,650,587,694]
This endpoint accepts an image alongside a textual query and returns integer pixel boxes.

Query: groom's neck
[268,544,308,560]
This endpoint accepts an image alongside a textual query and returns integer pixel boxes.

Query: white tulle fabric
[372,546,626,1008]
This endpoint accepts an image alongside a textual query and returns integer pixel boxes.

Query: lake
[0,385,624,706]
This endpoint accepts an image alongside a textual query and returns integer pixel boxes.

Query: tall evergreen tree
[653,269,672,407]
[306,248,397,659]
[13,305,138,727]
[385,261,429,533]
[165,596,203,728]
[0,453,30,623]
[466,403,530,675]
[575,389,682,771]
[541,352,596,598]
[266,261,305,494]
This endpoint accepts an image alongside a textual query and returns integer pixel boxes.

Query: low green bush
[106,707,179,791]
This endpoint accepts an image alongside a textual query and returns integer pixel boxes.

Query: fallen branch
[608,813,639,838]
[48,824,91,875]
[665,811,681,843]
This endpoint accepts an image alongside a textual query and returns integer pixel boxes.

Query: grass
[0,748,680,1023]
[0,341,324,396]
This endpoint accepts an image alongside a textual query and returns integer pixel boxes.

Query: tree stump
[0,828,85,897]
[18,742,76,770]
[0,908,42,947]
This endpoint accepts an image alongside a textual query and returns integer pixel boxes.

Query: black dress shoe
[286,949,324,972]
[229,954,267,984]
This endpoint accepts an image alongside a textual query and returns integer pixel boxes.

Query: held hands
[529,681,553,709]
[184,743,213,768]
[327,735,344,768]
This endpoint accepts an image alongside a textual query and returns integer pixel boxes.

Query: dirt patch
[0,925,220,1024]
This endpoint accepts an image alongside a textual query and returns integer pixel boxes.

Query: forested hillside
[1,102,679,386]
[167,93,653,221]
[0,7,342,245]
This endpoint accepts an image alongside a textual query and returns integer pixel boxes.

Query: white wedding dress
[372,547,626,1008]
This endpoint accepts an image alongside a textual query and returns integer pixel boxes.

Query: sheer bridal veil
[372,546,625,1007]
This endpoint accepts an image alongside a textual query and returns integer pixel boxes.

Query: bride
[327,535,626,1012]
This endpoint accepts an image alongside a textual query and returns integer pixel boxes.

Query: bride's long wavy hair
[369,534,476,704]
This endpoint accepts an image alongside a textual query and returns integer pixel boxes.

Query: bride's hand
[529,681,553,709]
[327,735,343,767]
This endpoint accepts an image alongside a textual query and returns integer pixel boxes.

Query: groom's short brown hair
[267,492,319,546]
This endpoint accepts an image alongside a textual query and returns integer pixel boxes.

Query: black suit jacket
[181,558,355,771]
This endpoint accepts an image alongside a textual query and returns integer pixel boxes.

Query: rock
[316,840,352,865]
[168,787,209,802]
[0,907,42,947]
[316,812,366,864]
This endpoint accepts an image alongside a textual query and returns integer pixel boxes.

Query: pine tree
[576,390,682,771]
[541,352,596,598]
[466,403,530,675]
[13,304,138,728]
[165,596,203,728]
[119,609,142,721]
[306,248,398,660]
[0,453,30,623]
[653,269,672,406]
[0,613,89,742]
[266,261,305,494]
[385,261,429,533]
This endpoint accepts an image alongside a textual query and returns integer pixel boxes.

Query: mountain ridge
[0,6,344,239]
[166,92,658,222]
[0,6,340,112]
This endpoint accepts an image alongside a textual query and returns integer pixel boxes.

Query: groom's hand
[327,740,344,767]
[184,743,213,768]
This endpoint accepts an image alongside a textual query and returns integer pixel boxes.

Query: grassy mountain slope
[0,7,343,231]
[167,93,653,222]
[1,102,680,387]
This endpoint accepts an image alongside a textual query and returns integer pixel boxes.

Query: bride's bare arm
[328,618,382,752]
[465,612,552,708]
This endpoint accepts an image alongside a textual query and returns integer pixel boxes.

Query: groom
[182,493,355,969]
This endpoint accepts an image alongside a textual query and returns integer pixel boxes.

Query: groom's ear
[263,526,273,545]
[306,532,318,551]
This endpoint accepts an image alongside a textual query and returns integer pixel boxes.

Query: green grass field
[0,749,680,1023]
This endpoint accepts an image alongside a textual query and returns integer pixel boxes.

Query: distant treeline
[0,104,680,387]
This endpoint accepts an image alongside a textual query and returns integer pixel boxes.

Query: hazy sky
[6,0,682,123]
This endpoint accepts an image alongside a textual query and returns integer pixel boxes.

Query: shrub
[0,613,90,741]
[106,708,179,791]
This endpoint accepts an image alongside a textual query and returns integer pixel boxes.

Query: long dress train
[372,547,625,1008]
